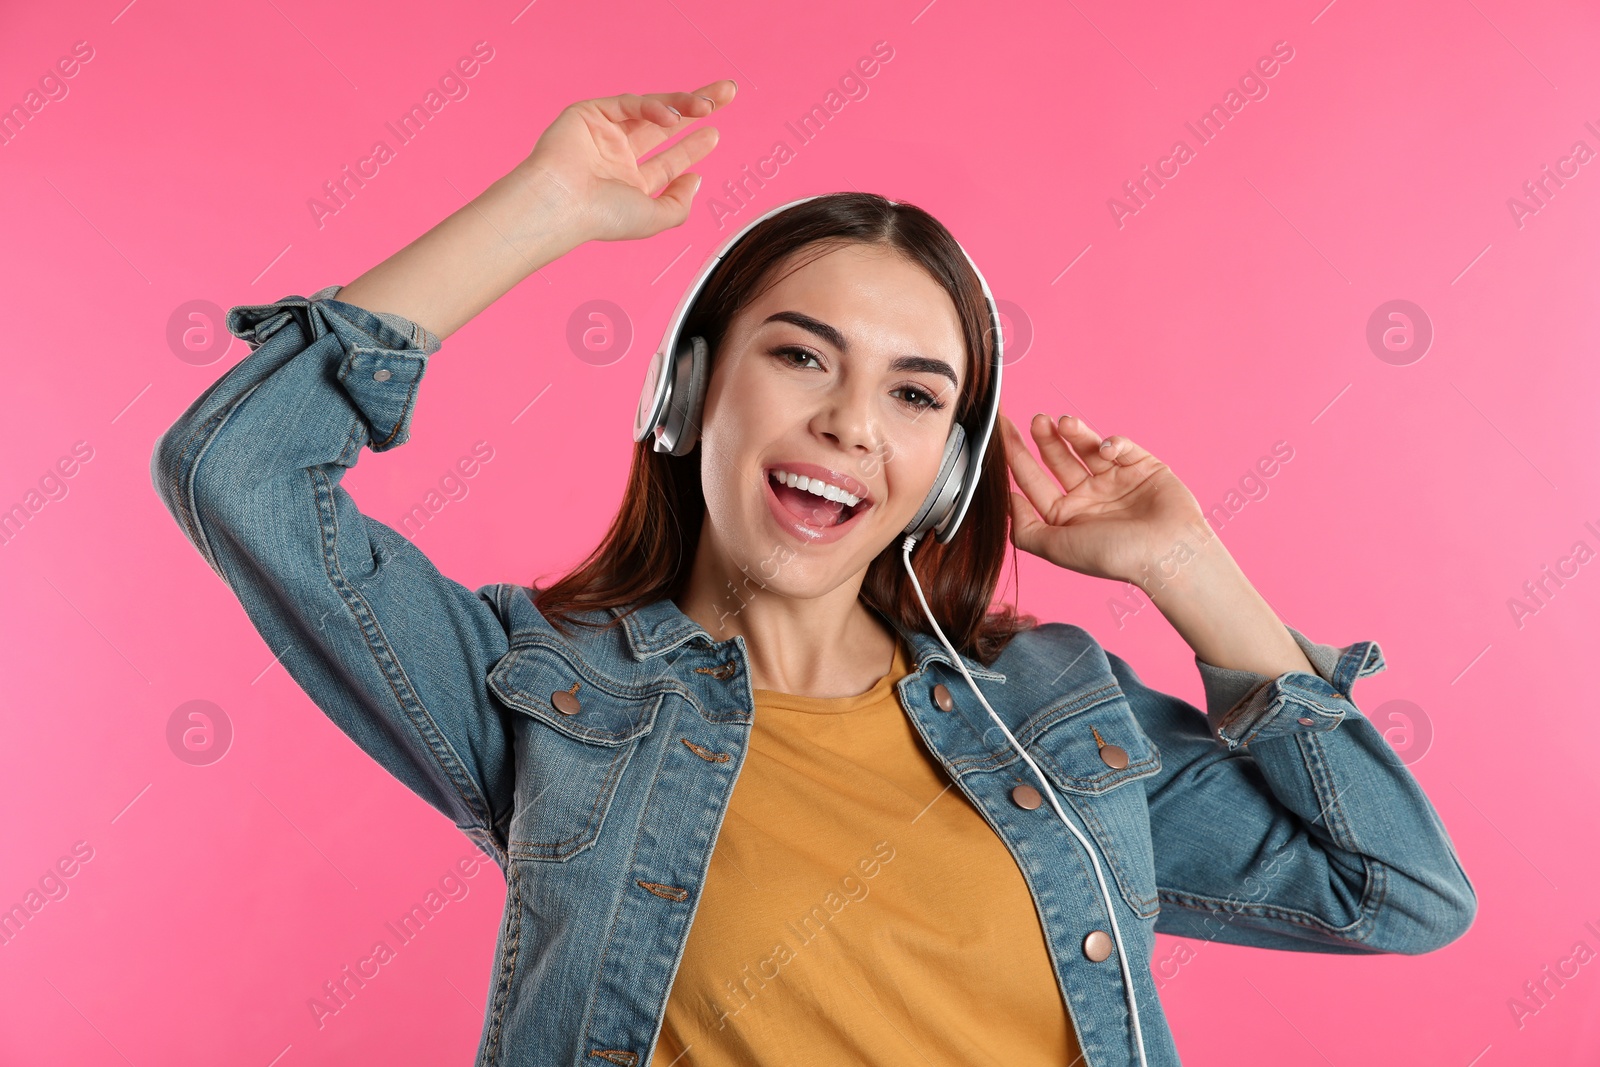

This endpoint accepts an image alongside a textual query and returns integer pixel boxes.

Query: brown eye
[772,346,821,369]
[894,384,946,411]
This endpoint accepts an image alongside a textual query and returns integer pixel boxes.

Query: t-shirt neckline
[751,637,912,715]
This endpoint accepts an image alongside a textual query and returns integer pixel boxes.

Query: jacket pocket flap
[488,642,662,746]
[1020,689,1161,795]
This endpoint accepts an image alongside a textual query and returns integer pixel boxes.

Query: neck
[674,530,899,698]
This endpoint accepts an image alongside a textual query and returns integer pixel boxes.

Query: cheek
[877,433,952,511]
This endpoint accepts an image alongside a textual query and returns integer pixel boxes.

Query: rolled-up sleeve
[232,284,439,450]
[150,287,516,867]
[1108,625,1478,956]
[1194,625,1386,751]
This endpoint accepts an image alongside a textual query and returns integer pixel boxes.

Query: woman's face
[694,240,968,598]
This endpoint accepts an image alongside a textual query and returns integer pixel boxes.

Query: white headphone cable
[900,533,1150,1067]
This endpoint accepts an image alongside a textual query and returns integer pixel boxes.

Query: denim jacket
[150,289,1476,1067]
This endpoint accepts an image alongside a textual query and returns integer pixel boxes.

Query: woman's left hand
[999,412,1209,587]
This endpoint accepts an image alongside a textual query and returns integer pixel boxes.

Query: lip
[762,469,874,545]
[762,461,874,505]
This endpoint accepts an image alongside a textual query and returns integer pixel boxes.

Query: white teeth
[768,467,862,508]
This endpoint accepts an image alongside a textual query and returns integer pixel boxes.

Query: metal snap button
[552,690,582,715]
[1098,743,1128,769]
[932,683,954,712]
[1011,784,1043,810]
[1083,930,1114,962]
[373,368,392,381]
[1297,716,1315,726]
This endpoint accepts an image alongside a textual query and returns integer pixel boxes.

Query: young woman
[152,79,1476,1067]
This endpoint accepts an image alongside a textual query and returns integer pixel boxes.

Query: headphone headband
[632,193,1003,545]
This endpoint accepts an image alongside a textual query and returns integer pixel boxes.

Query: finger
[1094,434,1151,467]
[584,92,697,164]
[639,170,703,233]
[610,81,735,156]
[638,125,720,196]
[1007,489,1047,556]
[1005,416,1101,525]
[588,91,680,130]
[1000,415,1068,521]
[618,89,722,156]
[1054,413,1115,475]
[1030,413,1095,489]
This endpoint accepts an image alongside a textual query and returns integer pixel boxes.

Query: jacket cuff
[1196,625,1387,751]
[224,285,443,453]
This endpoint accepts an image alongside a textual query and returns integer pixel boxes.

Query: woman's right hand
[518,79,737,245]
[335,80,735,339]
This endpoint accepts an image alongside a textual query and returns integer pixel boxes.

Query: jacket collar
[608,596,1006,682]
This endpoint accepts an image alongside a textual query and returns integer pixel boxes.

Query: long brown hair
[531,192,1036,667]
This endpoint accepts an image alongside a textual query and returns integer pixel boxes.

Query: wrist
[1123,512,1224,597]
[495,164,592,256]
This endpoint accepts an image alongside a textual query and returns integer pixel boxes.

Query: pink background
[3,0,1597,1063]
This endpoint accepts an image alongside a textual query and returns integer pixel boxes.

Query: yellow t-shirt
[656,636,1084,1066]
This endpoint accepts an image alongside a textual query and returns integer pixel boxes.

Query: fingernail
[666,104,681,117]
[698,95,715,108]
[1099,439,1115,452]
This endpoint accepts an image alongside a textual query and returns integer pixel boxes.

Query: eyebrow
[762,310,960,391]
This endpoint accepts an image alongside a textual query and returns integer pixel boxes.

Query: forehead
[738,242,968,387]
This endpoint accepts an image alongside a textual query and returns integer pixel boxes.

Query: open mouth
[764,468,871,529]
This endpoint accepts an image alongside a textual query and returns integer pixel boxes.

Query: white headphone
[632,193,1149,1066]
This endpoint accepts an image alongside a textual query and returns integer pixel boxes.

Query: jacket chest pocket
[1020,692,1162,919]
[488,643,663,863]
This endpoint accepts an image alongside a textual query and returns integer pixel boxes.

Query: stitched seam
[621,611,705,659]
[168,386,272,580]
[495,642,724,727]
[310,464,490,829]
[509,740,631,859]
[1036,747,1160,791]
[1359,859,1389,943]
[579,732,675,1057]
[1224,693,1286,748]
[167,408,225,573]
[510,694,660,747]
[1072,796,1160,918]
[335,419,364,466]
[1161,852,1390,944]
[482,859,522,1065]
[942,684,1127,776]
[463,824,508,874]
[1154,808,1392,946]
[1281,691,1351,719]
[1154,886,1378,940]
[1217,691,1269,744]
[363,359,416,449]
[1301,729,1359,851]
[953,745,1161,782]
[499,640,685,702]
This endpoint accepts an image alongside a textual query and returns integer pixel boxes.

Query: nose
[811,379,883,463]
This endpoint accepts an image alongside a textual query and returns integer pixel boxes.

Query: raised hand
[1000,412,1210,587]
[520,79,737,244]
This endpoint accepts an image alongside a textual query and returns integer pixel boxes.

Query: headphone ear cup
[663,335,711,457]
[904,423,968,540]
